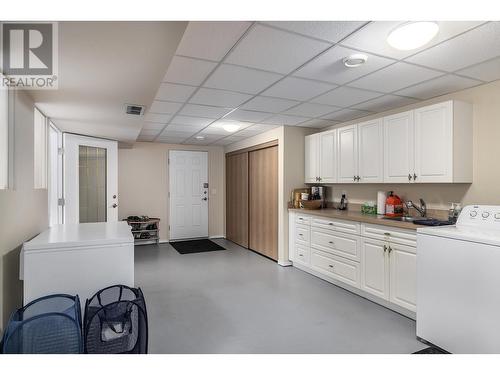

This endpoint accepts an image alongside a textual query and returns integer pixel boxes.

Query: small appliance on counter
[310,186,327,208]
[338,193,348,211]
[385,191,403,217]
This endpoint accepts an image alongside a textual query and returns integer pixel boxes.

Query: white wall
[0,91,48,330]
[118,142,225,241]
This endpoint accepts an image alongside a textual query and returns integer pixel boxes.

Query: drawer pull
[328,264,334,268]
[299,254,304,257]
[328,241,335,245]
[328,223,334,226]
[298,233,304,236]
[384,232,391,236]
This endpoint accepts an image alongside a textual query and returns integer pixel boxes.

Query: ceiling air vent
[125,104,146,116]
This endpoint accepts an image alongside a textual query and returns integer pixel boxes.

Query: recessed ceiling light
[387,22,439,51]
[343,54,368,68]
[222,124,240,133]
[195,135,205,140]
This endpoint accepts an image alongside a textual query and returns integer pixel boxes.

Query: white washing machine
[417,205,500,353]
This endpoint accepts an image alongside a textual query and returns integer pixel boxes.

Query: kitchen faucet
[405,199,427,217]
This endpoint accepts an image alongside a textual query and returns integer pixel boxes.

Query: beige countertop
[288,208,427,230]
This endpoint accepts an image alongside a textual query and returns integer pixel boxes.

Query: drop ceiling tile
[347,62,443,93]
[156,83,197,102]
[283,102,342,117]
[149,101,183,114]
[248,124,280,131]
[142,122,165,131]
[137,135,155,142]
[179,104,233,119]
[223,109,272,122]
[189,88,252,107]
[262,21,367,43]
[311,86,382,107]
[299,119,339,128]
[212,137,241,146]
[240,96,300,112]
[204,64,283,94]
[163,56,217,86]
[144,113,172,123]
[261,114,310,126]
[139,129,160,136]
[351,95,418,112]
[170,115,214,127]
[456,57,500,82]
[341,21,485,60]
[167,123,207,132]
[406,22,500,72]
[322,108,371,122]
[160,130,196,138]
[262,77,336,101]
[394,74,482,100]
[225,24,331,74]
[294,45,395,85]
[157,137,190,144]
[175,21,252,61]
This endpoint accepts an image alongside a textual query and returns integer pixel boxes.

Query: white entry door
[63,134,118,224]
[169,150,208,240]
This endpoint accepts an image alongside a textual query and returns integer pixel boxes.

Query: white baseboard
[209,235,225,239]
[278,260,293,267]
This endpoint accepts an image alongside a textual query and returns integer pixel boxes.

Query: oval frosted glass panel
[79,145,107,223]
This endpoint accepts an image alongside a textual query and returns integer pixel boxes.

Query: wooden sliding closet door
[225,152,248,247]
[248,146,278,260]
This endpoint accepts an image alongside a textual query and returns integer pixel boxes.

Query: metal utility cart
[125,217,160,245]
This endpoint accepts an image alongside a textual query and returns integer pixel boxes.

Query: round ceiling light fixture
[387,21,439,51]
[222,123,240,133]
[343,54,368,68]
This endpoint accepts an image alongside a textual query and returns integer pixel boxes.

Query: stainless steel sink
[382,216,419,222]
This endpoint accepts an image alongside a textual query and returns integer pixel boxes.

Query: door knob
[112,203,118,208]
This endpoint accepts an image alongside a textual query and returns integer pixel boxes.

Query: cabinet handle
[328,222,334,226]
[298,233,303,236]
[388,246,393,254]
[353,176,356,181]
[408,174,412,181]
[299,254,303,257]
[383,245,387,252]
[413,173,417,181]
[328,264,334,268]
[319,177,322,182]
[328,241,334,245]
[356,176,361,181]
[384,232,391,236]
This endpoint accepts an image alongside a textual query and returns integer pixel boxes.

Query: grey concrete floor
[135,239,426,354]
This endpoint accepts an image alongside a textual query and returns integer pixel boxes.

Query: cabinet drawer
[311,217,360,235]
[361,224,416,247]
[311,250,360,287]
[295,215,311,225]
[295,224,310,244]
[294,243,310,265]
[311,228,360,262]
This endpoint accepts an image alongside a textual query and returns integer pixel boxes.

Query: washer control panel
[458,205,500,229]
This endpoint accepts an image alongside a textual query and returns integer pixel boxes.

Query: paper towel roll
[377,191,387,215]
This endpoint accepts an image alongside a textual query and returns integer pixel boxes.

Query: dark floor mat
[413,346,448,354]
[170,239,226,254]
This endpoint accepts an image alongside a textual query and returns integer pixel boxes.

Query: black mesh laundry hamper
[1,294,83,354]
[84,285,148,354]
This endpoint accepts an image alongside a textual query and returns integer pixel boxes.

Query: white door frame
[48,122,63,226]
[168,150,209,241]
[63,133,118,224]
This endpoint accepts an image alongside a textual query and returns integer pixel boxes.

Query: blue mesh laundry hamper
[1,294,83,354]
[84,285,148,354]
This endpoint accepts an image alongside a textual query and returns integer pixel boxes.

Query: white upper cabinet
[319,129,337,183]
[305,133,320,183]
[383,111,414,183]
[358,118,384,183]
[337,124,358,183]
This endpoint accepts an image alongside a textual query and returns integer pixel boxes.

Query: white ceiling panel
[223,109,272,122]
[456,57,500,82]
[203,64,283,94]
[137,135,155,142]
[311,86,382,107]
[283,102,341,117]
[170,115,214,127]
[149,101,183,114]
[157,136,190,144]
[261,114,309,126]
[160,129,196,138]
[163,56,217,86]
[225,24,330,74]
[144,113,172,123]
[322,108,371,122]
[262,77,336,101]
[189,88,252,107]
[142,122,166,130]
[139,129,160,135]
[156,83,197,102]
[406,22,500,72]
[240,96,299,113]
[212,137,242,145]
[294,45,395,85]
[347,62,443,93]
[394,74,482,100]
[175,21,251,61]
[298,119,339,128]
[179,103,233,119]
[351,95,418,112]
[166,123,207,132]
[341,21,485,60]
[247,124,280,131]
[262,21,367,43]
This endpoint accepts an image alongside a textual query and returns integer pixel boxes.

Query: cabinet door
[305,134,320,183]
[319,129,337,183]
[383,111,414,183]
[358,119,383,183]
[414,101,453,183]
[361,238,389,300]
[337,124,358,183]
[389,243,417,312]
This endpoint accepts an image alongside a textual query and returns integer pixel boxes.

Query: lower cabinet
[289,211,417,316]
